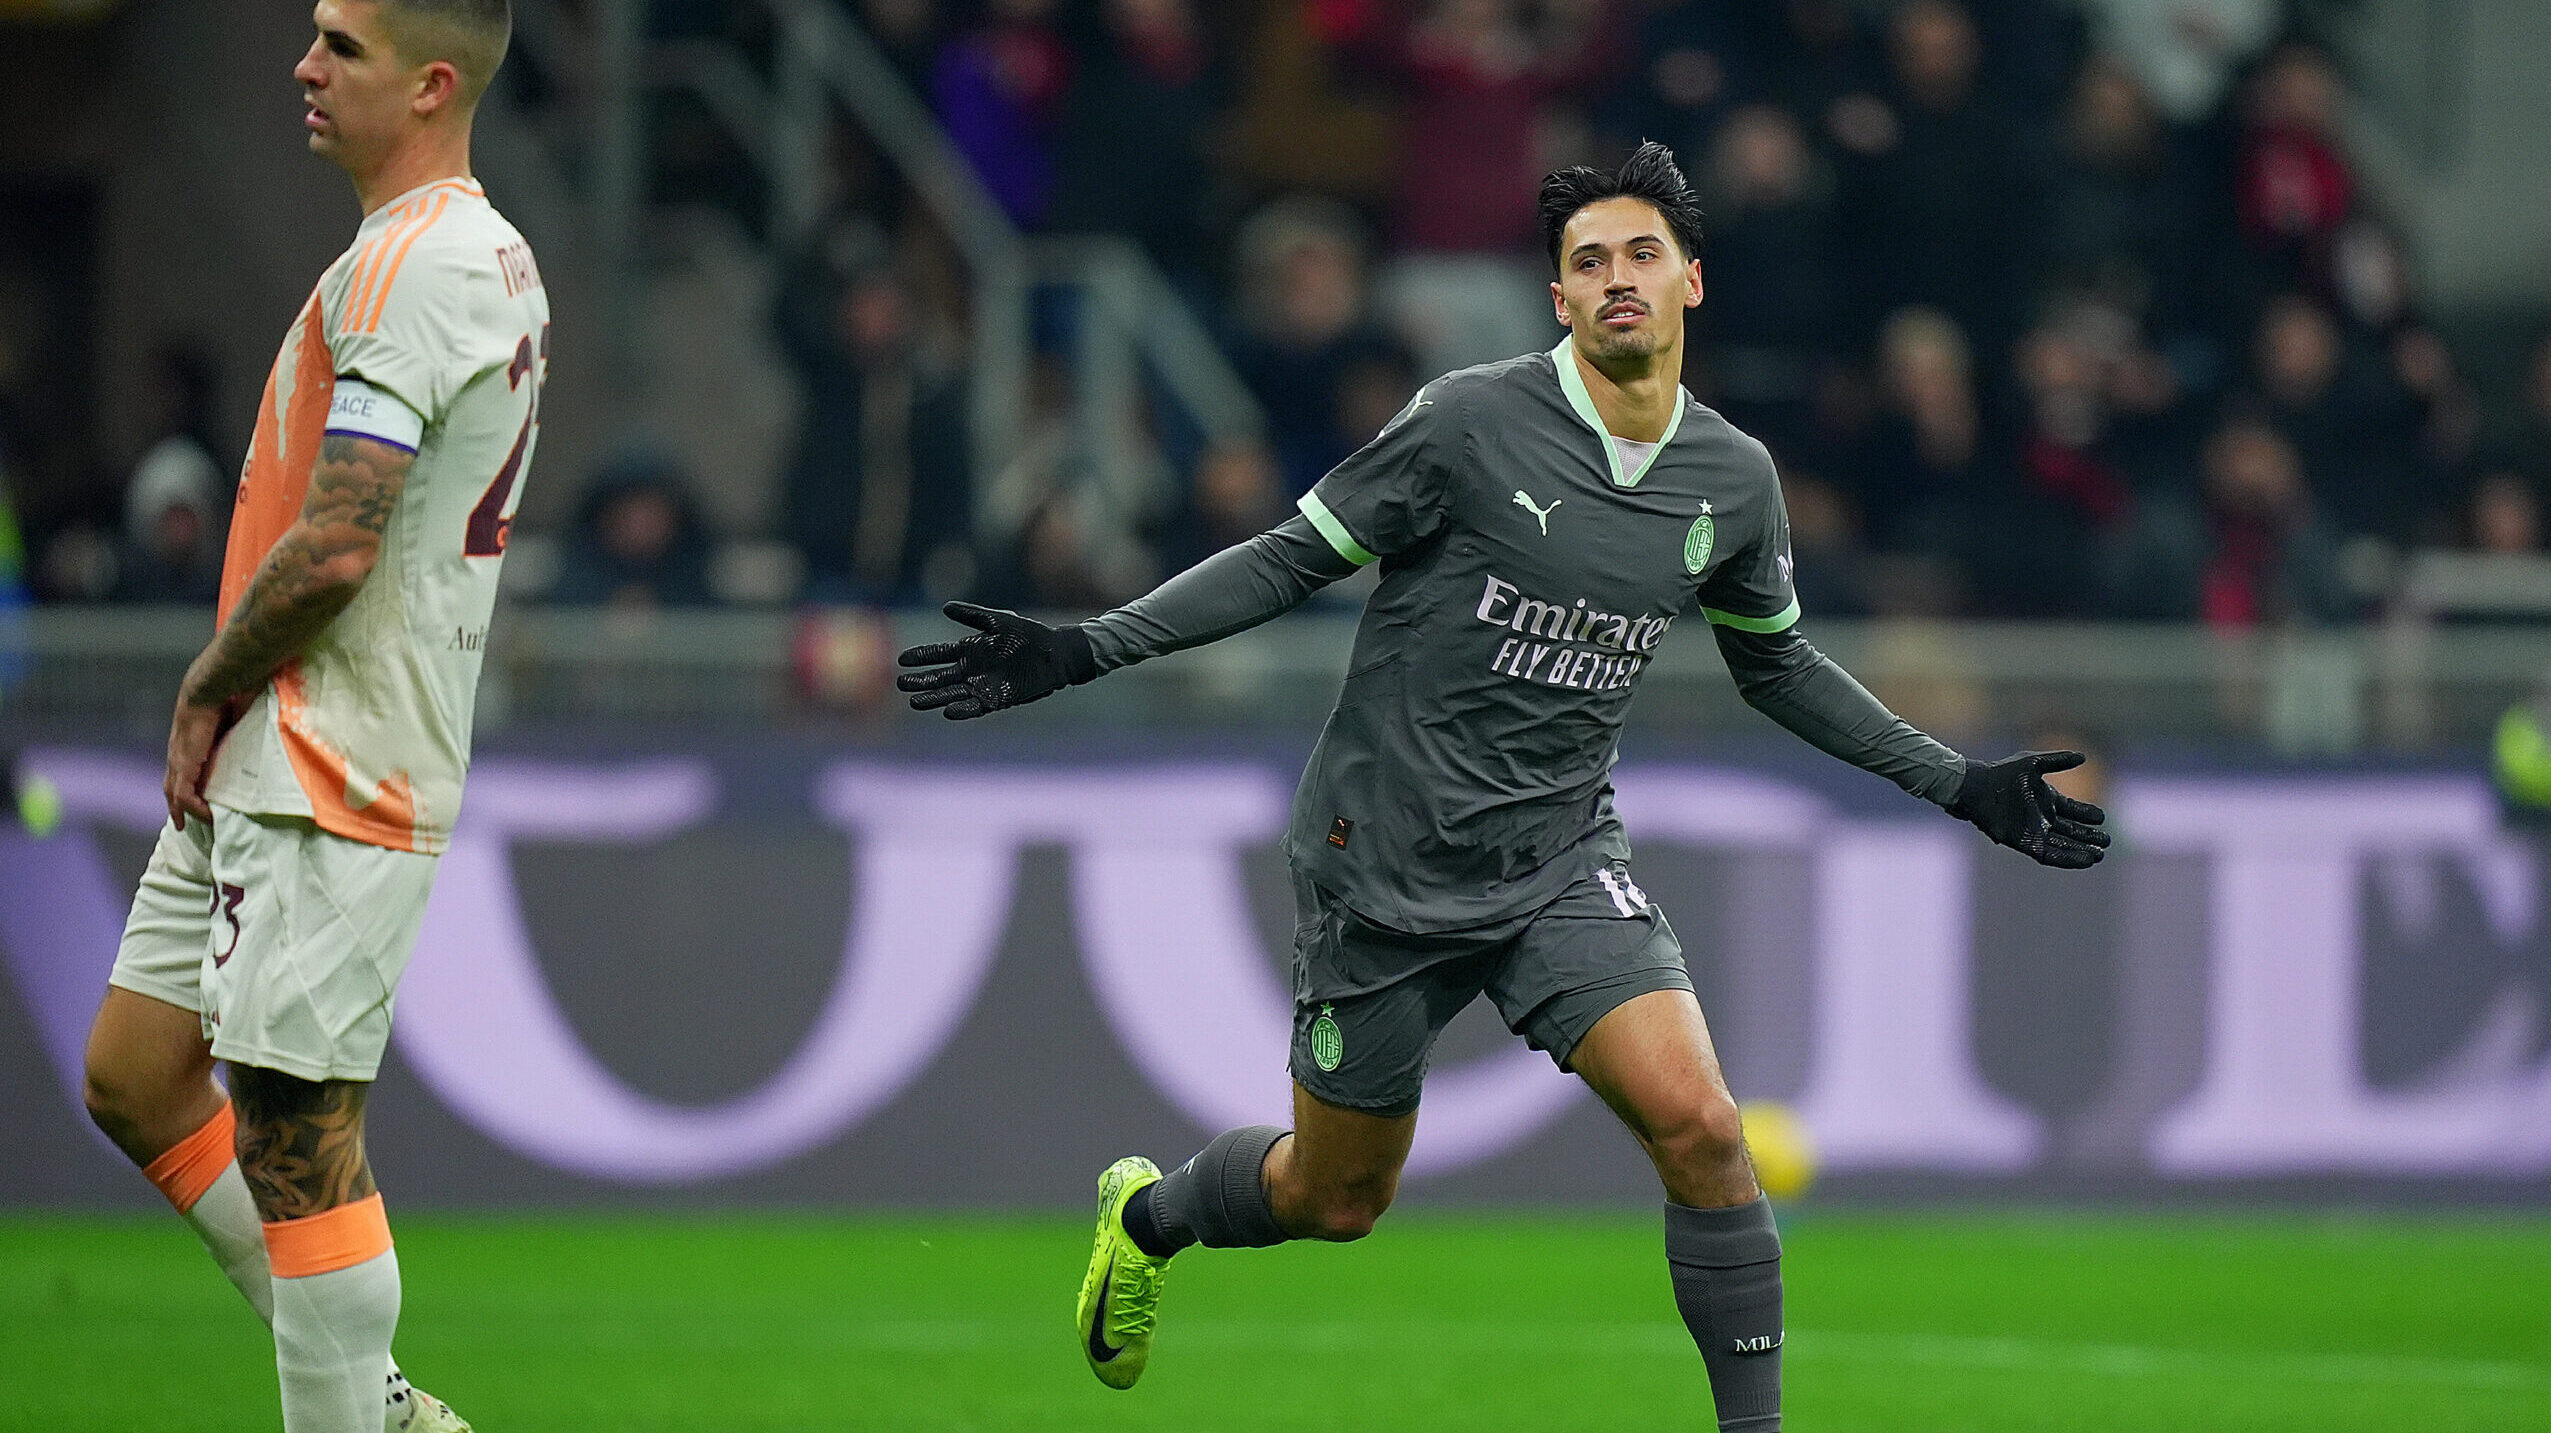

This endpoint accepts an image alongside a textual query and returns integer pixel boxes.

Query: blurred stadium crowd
[10,0,2551,629]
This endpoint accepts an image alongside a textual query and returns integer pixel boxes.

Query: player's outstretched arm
[164,433,411,827]
[897,513,1359,720]
[1710,623,2110,868]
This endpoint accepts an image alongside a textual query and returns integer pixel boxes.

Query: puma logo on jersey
[1513,489,1561,535]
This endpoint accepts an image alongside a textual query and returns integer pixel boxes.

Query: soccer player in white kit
[77,4,540,1429]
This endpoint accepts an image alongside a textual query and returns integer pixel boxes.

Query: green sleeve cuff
[1701,598,1802,633]
[1296,491,1378,567]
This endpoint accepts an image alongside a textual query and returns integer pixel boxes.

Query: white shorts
[109,806,439,1082]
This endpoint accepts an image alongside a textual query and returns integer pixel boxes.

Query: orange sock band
[141,1103,237,1214]
[262,1194,394,1279]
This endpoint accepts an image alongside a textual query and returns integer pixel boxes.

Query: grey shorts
[1287,860,1692,1118]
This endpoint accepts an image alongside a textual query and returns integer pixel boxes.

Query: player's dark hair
[1538,141,1705,275]
[380,0,512,103]
[387,0,510,36]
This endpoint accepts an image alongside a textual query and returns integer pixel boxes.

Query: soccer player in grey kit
[899,142,2108,1430]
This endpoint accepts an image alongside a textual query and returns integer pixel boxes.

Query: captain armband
[325,378,426,454]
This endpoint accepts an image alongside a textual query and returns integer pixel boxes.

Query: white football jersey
[206,177,548,854]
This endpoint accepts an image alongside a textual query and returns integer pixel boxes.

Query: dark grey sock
[1665,1197,1783,1432]
[1137,1125,1290,1253]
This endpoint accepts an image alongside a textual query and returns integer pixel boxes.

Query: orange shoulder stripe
[338,195,427,337]
[339,192,435,337]
[348,190,455,336]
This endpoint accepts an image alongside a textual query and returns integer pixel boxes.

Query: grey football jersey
[1285,340,1800,932]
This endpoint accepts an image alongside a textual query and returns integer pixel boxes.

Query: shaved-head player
[899,142,2107,1431]
[80,3,541,1429]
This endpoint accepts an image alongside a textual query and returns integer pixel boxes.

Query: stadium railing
[17,603,2548,753]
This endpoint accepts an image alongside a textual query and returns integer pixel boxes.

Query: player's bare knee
[1301,1179,1395,1242]
[82,997,220,1146]
[1274,1160,1393,1241]
[81,1039,227,1165]
[1305,1199,1385,1242]
[1646,1092,1749,1178]
[79,1063,137,1140]
[79,1050,176,1143]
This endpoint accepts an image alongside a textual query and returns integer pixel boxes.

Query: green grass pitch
[3,1211,2547,1431]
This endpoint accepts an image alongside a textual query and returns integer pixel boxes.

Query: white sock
[176,1157,408,1411]
[181,1162,276,1325]
[272,1248,402,1433]
[385,1365,417,1427]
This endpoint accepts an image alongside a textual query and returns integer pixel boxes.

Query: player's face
[293,0,416,170]
[1551,197,1702,364]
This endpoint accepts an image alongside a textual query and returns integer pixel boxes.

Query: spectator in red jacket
[1320,0,1622,252]
[2196,411,2352,628]
[2234,42,2356,299]
[1316,0,1626,374]
[1971,310,2165,618]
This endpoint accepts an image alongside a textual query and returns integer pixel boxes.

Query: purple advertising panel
[4,746,2548,1207]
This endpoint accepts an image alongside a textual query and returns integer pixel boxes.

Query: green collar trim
[1549,337,1685,488]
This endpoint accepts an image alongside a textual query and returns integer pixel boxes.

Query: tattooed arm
[164,432,411,827]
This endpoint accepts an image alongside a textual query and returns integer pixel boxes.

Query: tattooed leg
[228,1064,377,1222]
[232,1064,403,1432]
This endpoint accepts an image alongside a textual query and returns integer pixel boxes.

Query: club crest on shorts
[1683,501,1716,574]
[1310,1004,1345,1072]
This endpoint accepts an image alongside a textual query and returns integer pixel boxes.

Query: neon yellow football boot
[1075,1156,1170,1389]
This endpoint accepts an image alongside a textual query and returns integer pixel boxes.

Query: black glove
[1947,750,2112,869]
[896,601,1098,720]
